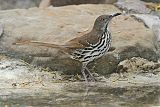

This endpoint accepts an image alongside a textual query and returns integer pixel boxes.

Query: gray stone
[0,0,41,10]
[47,0,117,7]
[151,11,160,18]
[132,14,160,41]
[0,0,117,10]
[0,4,158,74]
[132,14,160,60]
[132,14,160,29]
[115,0,151,14]
[132,14,160,42]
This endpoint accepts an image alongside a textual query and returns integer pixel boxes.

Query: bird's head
[93,13,121,31]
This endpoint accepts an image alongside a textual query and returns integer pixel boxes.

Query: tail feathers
[13,40,63,48]
[13,40,116,52]
[27,41,63,48]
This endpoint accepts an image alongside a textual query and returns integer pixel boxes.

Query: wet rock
[115,0,151,14]
[0,5,158,74]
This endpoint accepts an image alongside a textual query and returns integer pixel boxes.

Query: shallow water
[0,85,160,107]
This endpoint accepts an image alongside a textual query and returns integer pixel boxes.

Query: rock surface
[0,0,117,10]
[0,4,158,74]
[132,14,160,29]
[132,14,160,60]
[153,24,160,42]
[132,14,160,41]
[0,0,41,10]
[44,0,117,7]
[0,56,160,107]
[117,57,160,73]
[0,56,56,88]
[115,0,151,14]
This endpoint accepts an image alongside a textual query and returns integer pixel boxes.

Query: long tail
[13,40,64,49]
[13,40,116,52]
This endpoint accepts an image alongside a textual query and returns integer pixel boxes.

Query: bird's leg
[85,67,96,82]
[81,63,88,82]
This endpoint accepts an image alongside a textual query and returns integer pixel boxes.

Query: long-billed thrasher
[14,13,121,82]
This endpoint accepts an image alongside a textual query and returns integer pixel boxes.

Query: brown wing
[65,30,102,49]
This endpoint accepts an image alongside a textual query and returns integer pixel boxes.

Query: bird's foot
[87,74,96,82]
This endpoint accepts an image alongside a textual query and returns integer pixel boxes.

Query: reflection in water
[0,85,160,107]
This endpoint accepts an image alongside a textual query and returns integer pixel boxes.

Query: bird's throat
[101,22,109,32]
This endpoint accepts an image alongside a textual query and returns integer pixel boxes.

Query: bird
[13,13,121,82]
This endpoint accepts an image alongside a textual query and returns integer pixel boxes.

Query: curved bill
[111,13,121,17]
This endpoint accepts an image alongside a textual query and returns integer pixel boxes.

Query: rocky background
[0,0,40,10]
[0,0,159,10]
[0,0,160,107]
[0,0,118,10]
